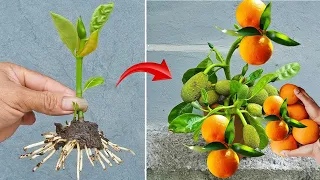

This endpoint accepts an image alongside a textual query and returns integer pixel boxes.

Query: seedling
[19,3,135,180]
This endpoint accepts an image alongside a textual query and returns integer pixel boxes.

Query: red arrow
[116,59,172,87]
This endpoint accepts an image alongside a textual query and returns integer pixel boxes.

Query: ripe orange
[287,103,308,121]
[236,0,266,28]
[263,96,284,116]
[239,35,273,65]
[270,135,298,156]
[207,149,239,178]
[292,119,319,145]
[280,84,299,105]
[201,115,229,143]
[266,120,289,141]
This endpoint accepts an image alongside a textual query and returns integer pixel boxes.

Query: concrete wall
[147,0,320,179]
[0,1,145,180]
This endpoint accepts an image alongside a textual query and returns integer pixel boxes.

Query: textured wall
[0,1,145,180]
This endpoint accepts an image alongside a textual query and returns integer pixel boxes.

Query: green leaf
[230,80,242,96]
[234,24,241,30]
[216,26,240,36]
[90,2,114,33]
[50,12,78,55]
[191,101,202,110]
[168,113,205,133]
[201,88,209,106]
[182,68,204,84]
[284,117,307,128]
[208,42,214,49]
[265,115,280,121]
[245,69,263,85]
[225,116,235,144]
[168,102,193,123]
[77,16,87,39]
[184,145,208,153]
[83,76,104,92]
[237,27,262,36]
[280,99,288,117]
[245,114,269,149]
[197,57,213,68]
[276,62,301,81]
[204,142,227,151]
[193,127,201,142]
[266,30,300,46]
[250,73,277,99]
[260,2,272,30]
[214,50,224,62]
[79,30,99,57]
[231,143,264,157]
[241,64,249,76]
[207,71,218,84]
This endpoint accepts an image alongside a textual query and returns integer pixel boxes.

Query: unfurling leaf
[260,2,272,30]
[168,102,193,123]
[79,30,99,57]
[266,30,300,46]
[276,62,301,81]
[90,2,114,33]
[241,63,249,76]
[83,76,104,92]
[50,12,78,55]
[77,16,87,39]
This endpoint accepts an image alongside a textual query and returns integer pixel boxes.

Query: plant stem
[76,39,86,120]
[204,64,226,75]
[223,37,243,80]
[236,109,247,126]
[207,105,234,117]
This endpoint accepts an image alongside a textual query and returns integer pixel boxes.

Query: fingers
[294,87,320,120]
[21,111,36,125]
[0,120,20,142]
[19,88,88,116]
[9,63,75,95]
[280,144,314,157]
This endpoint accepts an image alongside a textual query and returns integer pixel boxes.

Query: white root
[95,148,106,170]
[76,142,81,180]
[56,141,72,170]
[85,145,94,166]
[105,148,122,164]
[88,148,95,162]
[32,149,56,172]
[119,146,136,155]
[80,149,83,172]
[99,150,112,167]
[41,132,57,136]
[23,141,45,151]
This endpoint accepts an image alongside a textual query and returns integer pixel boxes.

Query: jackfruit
[199,90,219,106]
[243,124,260,149]
[247,103,263,117]
[215,80,230,96]
[264,84,279,96]
[181,72,208,103]
[237,84,249,99]
[248,88,268,105]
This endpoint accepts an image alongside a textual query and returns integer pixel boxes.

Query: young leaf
[231,143,264,157]
[182,68,205,84]
[260,2,272,30]
[191,101,202,110]
[83,76,104,92]
[264,115,280,121]
[245,69,263,85]
[266,30,300,46]
[216,26,240,36]
[250,73,277,99]
[168,102,193,123]
[50,12,78,55]
[201,88,209,106]
[207,42,214,49]
[79,30,99,57]
[168,113,205,133]
[90,2,114,33]
[184,145,208,153]
[241,64,249,76]
[197,57,213,68]
[245,114,269,149]
[276,62,301,81]
[204,142,227,151]
[237,27,262,36]
[284,117,307,128]
[77,16,87,39]
[230,80,242,96]
[225,116,235,144]
[280,98,288,117]
[234,24,241,30]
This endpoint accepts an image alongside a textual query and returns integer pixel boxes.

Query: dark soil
[55,120,104,149]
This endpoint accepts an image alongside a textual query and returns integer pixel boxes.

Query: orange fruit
[263,96,284,116]
[266,120,289,141]
[280,84,299,105]
[236,0,266,28]
[287,103,308,121]
[292,119,319,145]
[201,115,229,143]
[270,135,298,156]
[239,35,273,65]
[207,149,239,178]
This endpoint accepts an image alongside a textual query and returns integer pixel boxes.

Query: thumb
[280,144,313,157]
[20,88,88,116]
[294,87,320,120]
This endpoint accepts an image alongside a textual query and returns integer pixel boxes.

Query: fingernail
[62,97,88,111]
[294,88,301,95]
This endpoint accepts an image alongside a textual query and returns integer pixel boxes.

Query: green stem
[204,64,226,75]
[223,37,243,80]
[236,109,248,126]
[207,105,234,117]
[75,39,86,120]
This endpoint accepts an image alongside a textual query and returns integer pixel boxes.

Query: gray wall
[147,1,320,127]
[0,1,145,180]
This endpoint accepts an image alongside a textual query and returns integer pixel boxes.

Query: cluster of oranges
[236,0,273,65]
[264,84,319,156]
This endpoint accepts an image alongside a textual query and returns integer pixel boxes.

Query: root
[20,123,135,180]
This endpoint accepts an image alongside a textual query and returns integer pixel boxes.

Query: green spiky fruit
[248,88,268,105]
[199,90,219,106]
[181,72,208,103]
[215,80,230,96]
[264,84,279,96]
[243,124,260,149]
[247,103,263,117]
[237,84,249,99]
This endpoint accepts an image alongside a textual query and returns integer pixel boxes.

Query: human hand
[0,62,88,142]
[280,87,320,164]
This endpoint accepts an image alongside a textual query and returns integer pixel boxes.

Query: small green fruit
[243,124,260,149]
[215,80,230,96]
[181,72,208,103]
[237,84,249,99]
[264,84,279,96]
[248,88,268,105]
[199,90,219,106]
[247,103,263,117]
